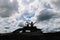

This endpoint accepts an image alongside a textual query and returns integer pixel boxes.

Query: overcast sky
[0,0,60,33]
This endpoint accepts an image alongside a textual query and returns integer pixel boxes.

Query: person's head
[27,23,29,27]
[30,22,34,27]
[31,22,33,24]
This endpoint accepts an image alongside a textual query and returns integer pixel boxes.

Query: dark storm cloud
[0,0,18,17]
[37,9,55,21]
[5,27,10,29]
[18,22,24,27]
[36,9,60,33]
[18,23,24,27]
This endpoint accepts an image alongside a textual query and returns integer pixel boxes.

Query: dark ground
[0,32,60,40]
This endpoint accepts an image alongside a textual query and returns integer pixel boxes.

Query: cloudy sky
[0,0,60,33]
